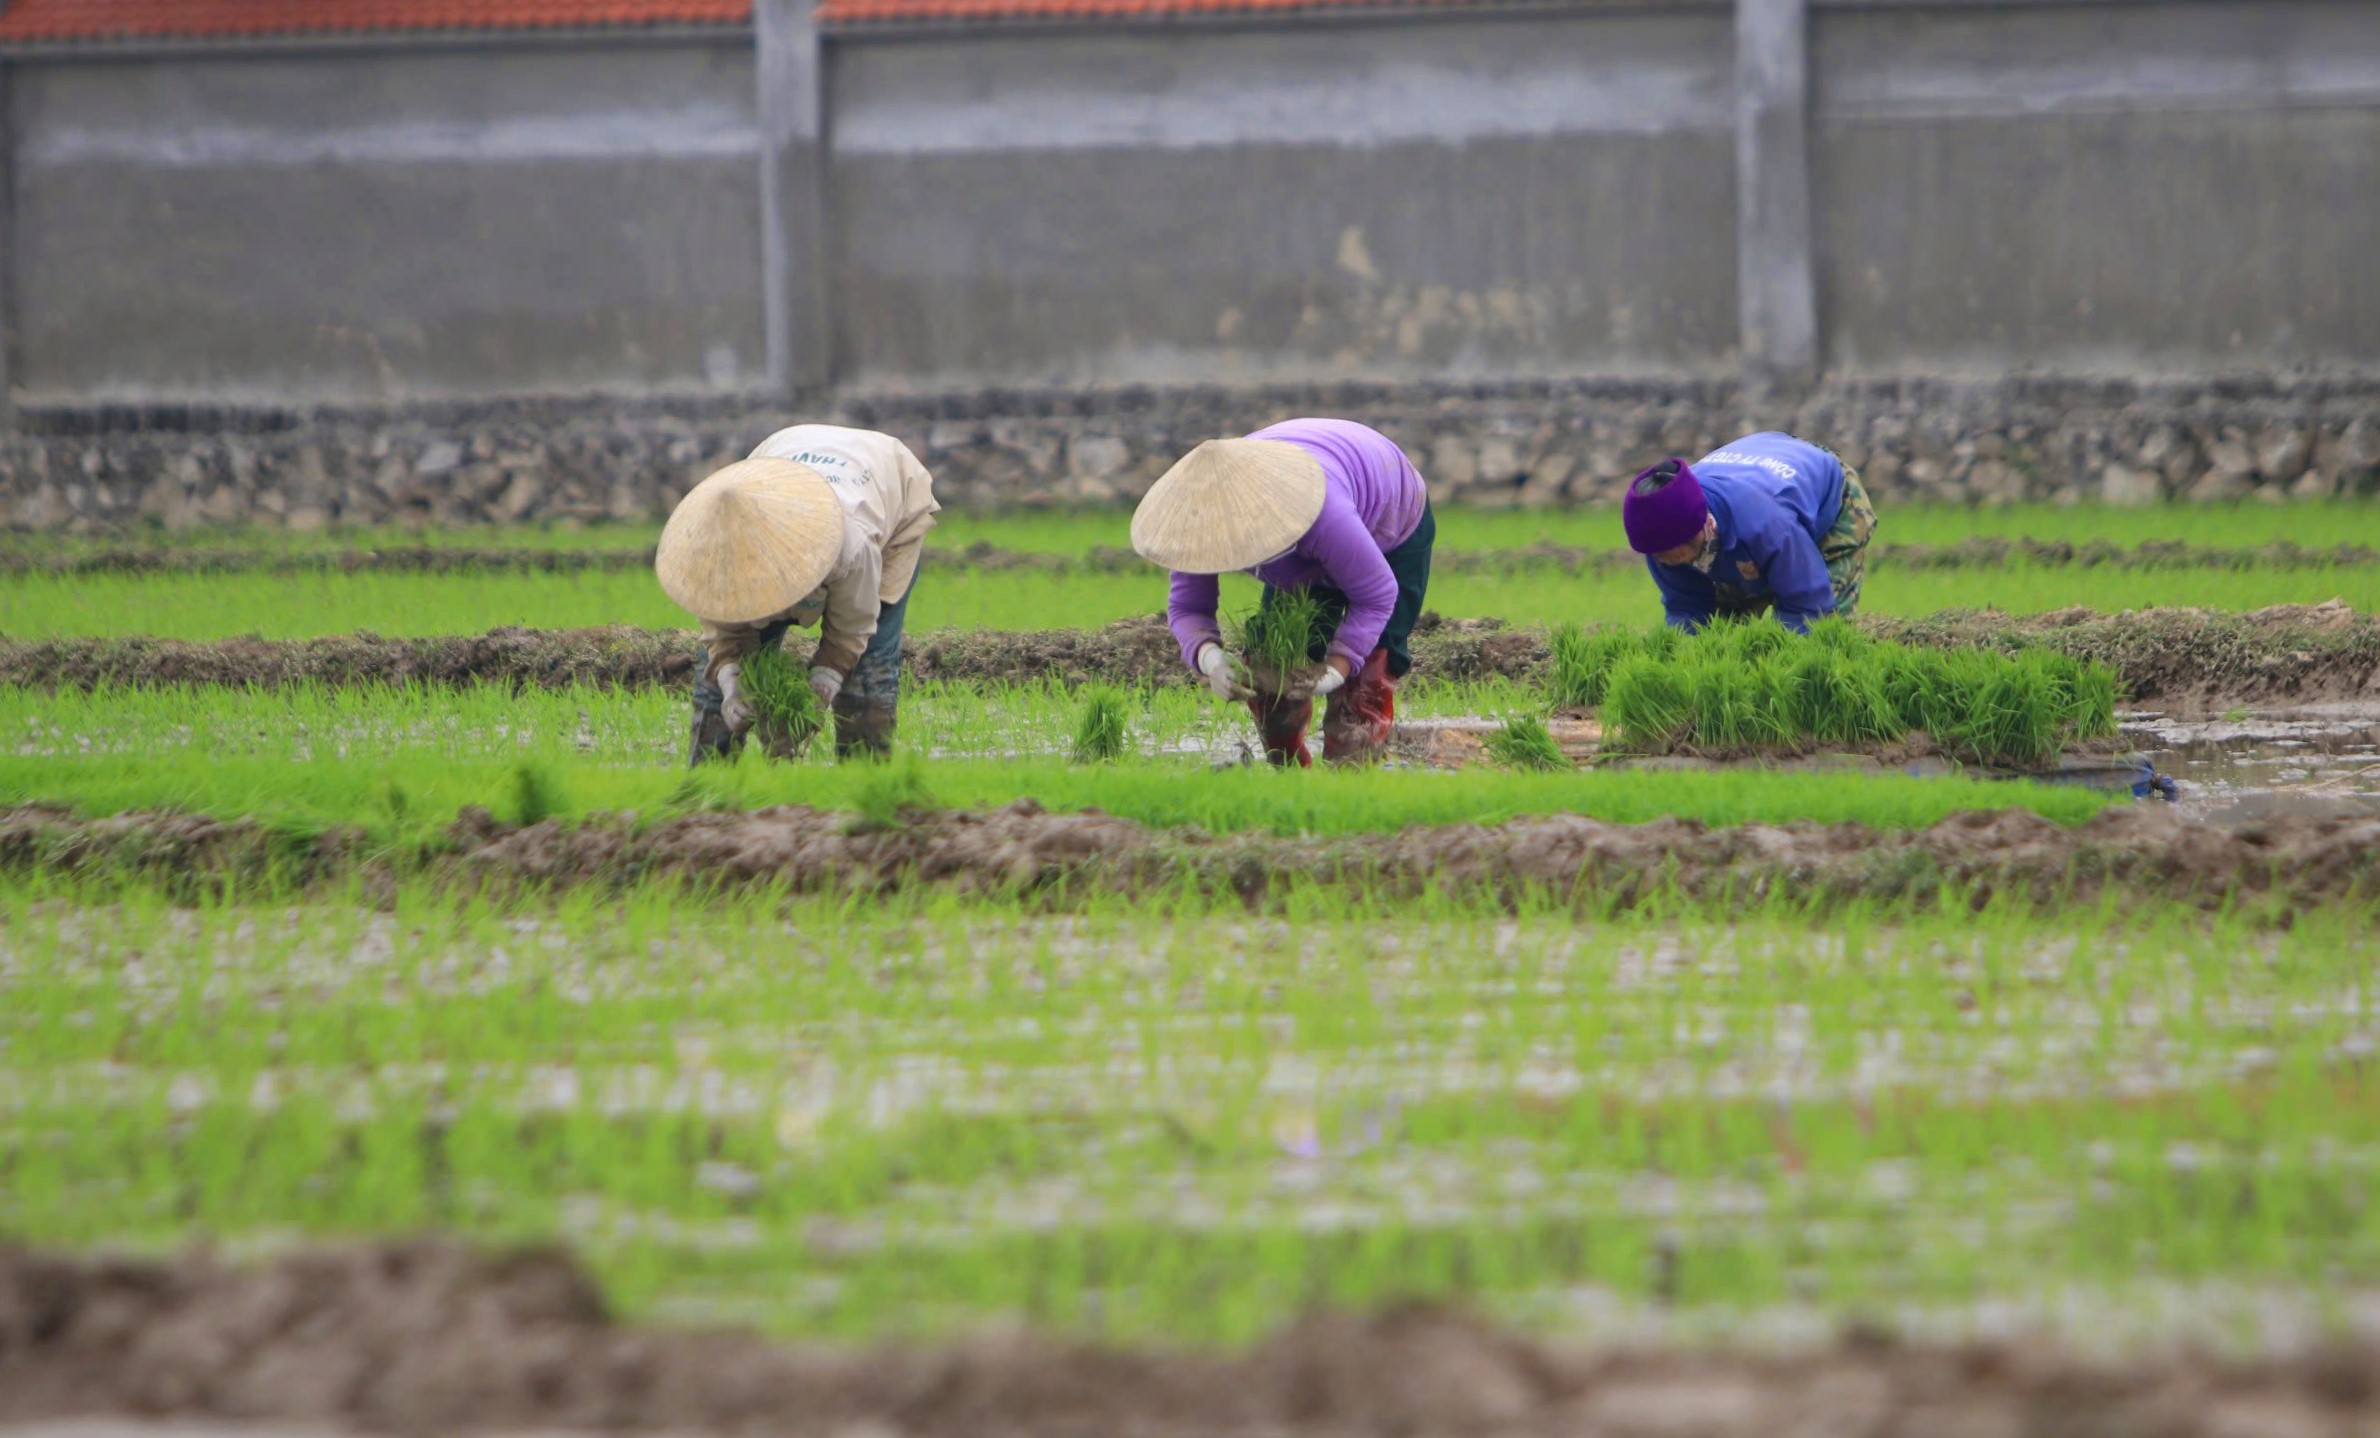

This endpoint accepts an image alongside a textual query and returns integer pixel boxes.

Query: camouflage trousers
[1714,463,1878,621]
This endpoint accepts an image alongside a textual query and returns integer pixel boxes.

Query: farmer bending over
[1622,431,1876,635]
[1135,418,1434,767]
[657,424,940,764]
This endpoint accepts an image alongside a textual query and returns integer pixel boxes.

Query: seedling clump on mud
[1585,622,2118,766]
[1546,623,1639,710]
[848,753,938,833]
[507,761,565,827]
[1232,589,1328,694]
[1484,715,1569,771]
[741,645,827,758]
[1072,685,1132,764]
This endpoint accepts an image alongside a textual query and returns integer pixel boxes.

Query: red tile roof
[0,0,753,44]
[815,0,1500,21]
[0,0,1533,42]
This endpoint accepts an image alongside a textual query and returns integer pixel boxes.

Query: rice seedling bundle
[1602,656,1693,749]
[1071,685,1133,764]
[1700,615,1793,667]
[2034,650,2121,739]
[1545,624,1594,708]
[739,645,827,758]
[1778,649,1900,745]
[1578,622,2119,766]
[1804,614,1876,658]
[1944,659,2064,766]
[1686,653,1791,748]
[1547,623,1647,709]
[1483,715,1570,770]
[1231,588,1330,691]
[849,752,937,830]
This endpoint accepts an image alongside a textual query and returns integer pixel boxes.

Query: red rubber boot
[1321,648,1397,765]
[1247,693,1315,768]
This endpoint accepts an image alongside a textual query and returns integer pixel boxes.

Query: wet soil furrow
[0,1239,2373,1436]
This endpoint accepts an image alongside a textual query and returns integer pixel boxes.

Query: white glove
[1196,643,1254,701]
[717,663,754,733]
[808,667,844,707]
[1313,664,1348,698]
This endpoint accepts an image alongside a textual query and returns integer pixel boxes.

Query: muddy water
[2125,701,2380,825]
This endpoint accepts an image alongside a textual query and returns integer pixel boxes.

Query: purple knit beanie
[1622,459,1709,555]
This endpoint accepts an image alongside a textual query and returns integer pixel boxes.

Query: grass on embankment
[7,560,2379,642]
[0,751,2118,850]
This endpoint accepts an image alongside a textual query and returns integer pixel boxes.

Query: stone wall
[3,377,2376,533]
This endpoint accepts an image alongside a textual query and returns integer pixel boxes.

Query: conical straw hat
[1130,439,1326,574]
[655,458,847,623]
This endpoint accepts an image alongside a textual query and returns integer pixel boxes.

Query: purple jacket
[1168,418,1428,671]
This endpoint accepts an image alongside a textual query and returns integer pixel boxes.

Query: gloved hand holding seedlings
[716,662,755,733]
[656,425,942,766]
[1195,642,1256,701]
[1132,418,1435,768]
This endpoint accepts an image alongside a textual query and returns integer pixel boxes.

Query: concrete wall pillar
[756,0,831,395]
[1735,0,1818,387]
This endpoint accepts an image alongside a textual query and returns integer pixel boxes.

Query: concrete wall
[7,37,765,404]
[1,0,2377,410]
[825,9,1740,387]
[1812,0,2380,375]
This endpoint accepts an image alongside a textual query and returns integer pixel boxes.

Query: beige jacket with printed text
[697,425,940,680]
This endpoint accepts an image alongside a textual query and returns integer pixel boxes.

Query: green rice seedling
[739,645,828,758]
[3,890,2373,1349]
[2031,650,2121,738]
[1483,715,1570,771]
[1685,653,1792,749]
[1696,615,1793,667]
[507,761,565,827]
[1071,685,1132,764]
[1231,588,1329,684]
[1804,614,1875,659]
[1547,624,1647,710]
[1545,623,1595,708]
[0,750,2122,850]
[1876,645,1944,734]
[31,496,2380,561]
[1601,656,1693,750]
[849,752,937,832]
[1779,649,1903,745]
[1639,625,1684,662]
[1944,660,2063,766]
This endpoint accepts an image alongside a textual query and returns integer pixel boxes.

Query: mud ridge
[4,605,2376,707]
[8,799,2380,911]
[0,625,702,692]
[13,535,2380,578]
[0,1238,2373,1436]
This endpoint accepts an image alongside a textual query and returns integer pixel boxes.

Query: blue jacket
[1647,433,1846,634]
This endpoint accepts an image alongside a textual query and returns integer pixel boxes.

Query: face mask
[1688,517,1721,574]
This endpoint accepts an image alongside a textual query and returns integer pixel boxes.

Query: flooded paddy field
[0,901,2373,1347]
[5,505,2380,1431]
